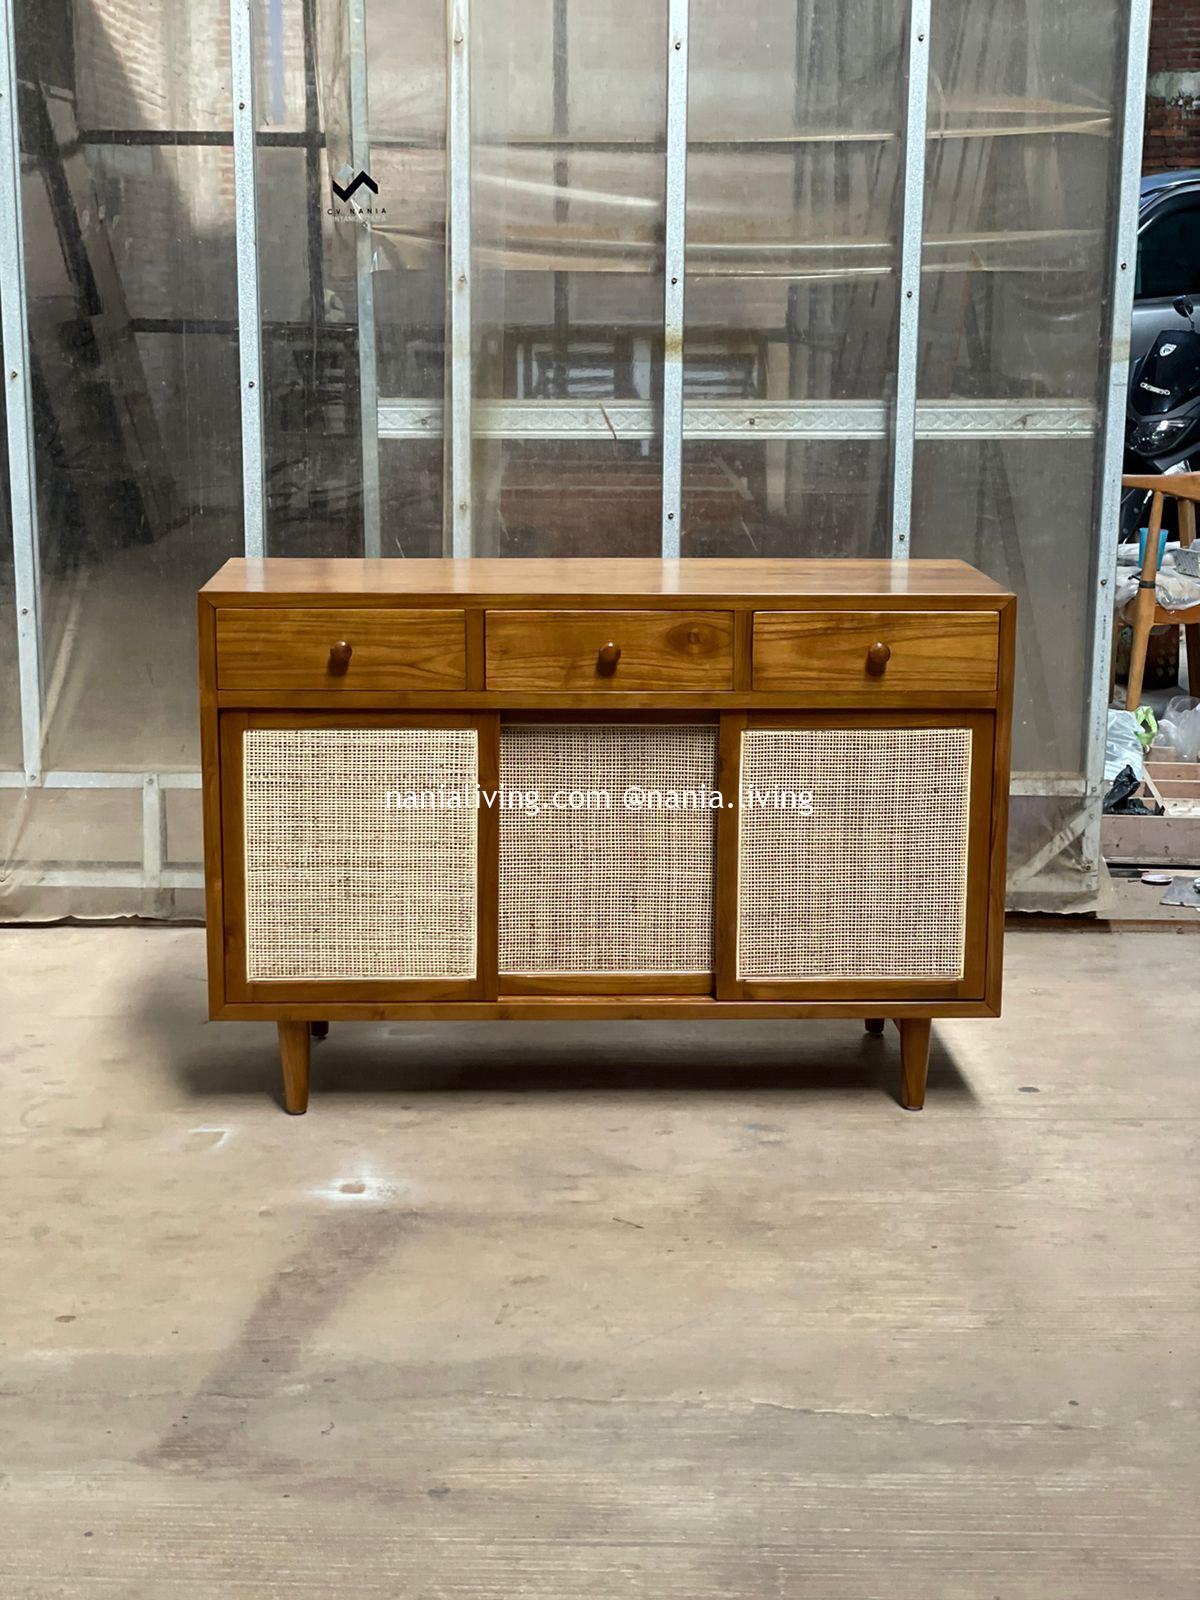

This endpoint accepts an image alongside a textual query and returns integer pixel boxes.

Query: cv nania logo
[328,168,386,219]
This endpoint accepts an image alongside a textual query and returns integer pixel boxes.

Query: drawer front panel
[217,608,467,690]
[736,725,972,983]
[752,610,998,694]
[486,610,734,691]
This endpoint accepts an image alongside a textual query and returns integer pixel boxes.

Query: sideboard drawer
[486,609,734,691]
[216,608,467,691]
[752,610,998,694]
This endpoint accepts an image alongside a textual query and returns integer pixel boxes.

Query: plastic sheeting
[0,0,1140,917]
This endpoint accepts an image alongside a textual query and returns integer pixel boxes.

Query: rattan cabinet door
[722,714,995,1002]
[498,721,719,993]
[220,713,494,1002]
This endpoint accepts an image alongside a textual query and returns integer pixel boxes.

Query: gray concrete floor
[2,926,1197,1598]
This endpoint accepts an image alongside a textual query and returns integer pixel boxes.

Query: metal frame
[348,0,381,556]
[0,0,43,784]
[379,398,1097,442]
[447,0,473,556]
[1079,0,1153,882]
[661,0,690,557]
[230,0,265,557]
[891,0,931,557]
[0,0,1153,902]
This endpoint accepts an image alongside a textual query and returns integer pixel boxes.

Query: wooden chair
[1120,473,1200,709]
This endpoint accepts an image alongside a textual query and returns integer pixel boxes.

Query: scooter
[1121,295,1200,542]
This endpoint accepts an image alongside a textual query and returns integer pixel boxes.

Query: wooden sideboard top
[202,557,1012,604]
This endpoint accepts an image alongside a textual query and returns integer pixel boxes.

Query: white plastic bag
[1104,709,1146,780]
[1162,695,1200,762]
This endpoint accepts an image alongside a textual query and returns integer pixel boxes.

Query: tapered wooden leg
[864,1017,885,1036]
[278,1022,310,1115]
[310,1021,329,1041]
[898,1018,931,1111]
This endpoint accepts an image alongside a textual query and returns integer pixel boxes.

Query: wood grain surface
[752,610,999,694]
[216,607,467,691]
[202,556,1011,603]
[485,609,734,691]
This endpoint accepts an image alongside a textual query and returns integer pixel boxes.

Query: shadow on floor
[135,960,978,1111]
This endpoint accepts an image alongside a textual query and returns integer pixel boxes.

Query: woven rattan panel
[737,727,972,982]
[243,727,478,982]
[499,723,718,975]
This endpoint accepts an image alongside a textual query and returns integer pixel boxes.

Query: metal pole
[1082,0,1152,886]
[890,0,930,557]
[0,0,44,782]
[448,0,472,557]
[661,0,689,559]
[231,0,266,557]
[348,0,381,556]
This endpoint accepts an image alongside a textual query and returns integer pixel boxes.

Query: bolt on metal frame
[0,0,1153,900]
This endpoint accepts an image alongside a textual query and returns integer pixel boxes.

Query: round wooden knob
[596,642,621,676]
[865,640,891,676]
[328,640,353,675]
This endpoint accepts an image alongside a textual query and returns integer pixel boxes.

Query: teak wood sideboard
[199,558,1015,1114]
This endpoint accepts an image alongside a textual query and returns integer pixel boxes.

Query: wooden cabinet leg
[278,1022,310,1115]
[864,1017,885,1036]
[897,1018,931,1111]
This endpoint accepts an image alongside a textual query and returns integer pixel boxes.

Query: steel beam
[891,0,931,557]
[378,397,1097,442]
[348,0,381,556]
[661,0,690,558]
[1084,0,1152,886]
[231,0,266,556]
[0,0,44,782]
[448,0,473,556]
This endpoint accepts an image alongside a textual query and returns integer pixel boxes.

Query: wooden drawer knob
[596,641,622,676]
[865,640,891,676]
[328,640,353,675]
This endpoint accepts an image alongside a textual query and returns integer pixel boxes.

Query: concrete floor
[2,926,1198,1598]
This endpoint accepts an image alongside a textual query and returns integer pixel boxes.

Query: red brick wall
[1145,1,1200,171]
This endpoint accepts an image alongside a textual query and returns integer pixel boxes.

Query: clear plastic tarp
[0,0,1140,915]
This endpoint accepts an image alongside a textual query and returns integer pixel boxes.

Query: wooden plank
[985,597,1017,1012]
[713,712,746,1002]
[210,995,998,1021]
[201,556,1012,602]
[197,594,226,1016]
[1101,810,1200,865]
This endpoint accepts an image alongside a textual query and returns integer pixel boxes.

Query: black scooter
[1121,295,1200,541]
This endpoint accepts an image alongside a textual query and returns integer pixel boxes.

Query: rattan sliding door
[219,712,498,1003]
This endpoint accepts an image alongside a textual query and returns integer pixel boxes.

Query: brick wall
[1145,0,1200,171]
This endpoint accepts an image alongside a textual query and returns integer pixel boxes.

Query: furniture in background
[199,559,1016,1114]
[1120,473,1200,710]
